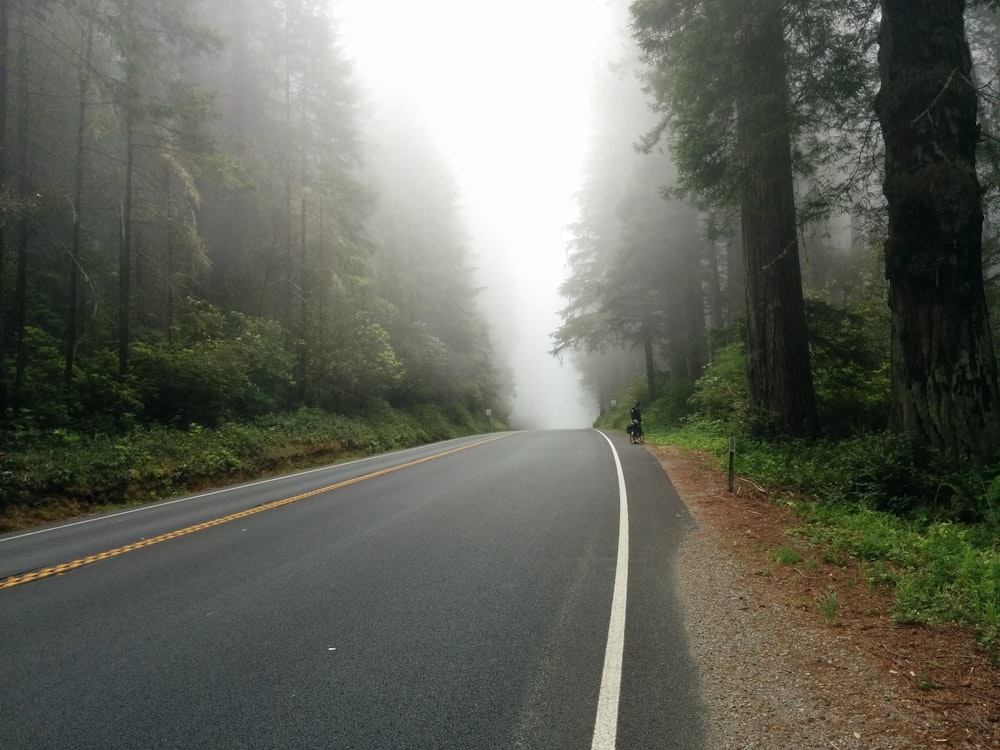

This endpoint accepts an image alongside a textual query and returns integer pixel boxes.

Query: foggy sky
[335,0,617,429]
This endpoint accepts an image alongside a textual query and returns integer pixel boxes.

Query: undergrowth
[0,404,504,532]
[602,405,1000,656]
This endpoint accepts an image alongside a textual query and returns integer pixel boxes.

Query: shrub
[130,307,293,427]
[804,298,890,436]
[687,343,748,428]
[649,377,697,425]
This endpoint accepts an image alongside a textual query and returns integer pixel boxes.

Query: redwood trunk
[737,0,818,437]
[0,0,8,419]
[875,0,1000,462]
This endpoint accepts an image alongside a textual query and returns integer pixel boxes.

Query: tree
[0,0,512,433]
[874,0,1000,462]
[733,0,818,437]
[104,0,218,377]
[632,0,826,436]
[64,0,97,387]
[0,0,8,419]
[364,101,503,416]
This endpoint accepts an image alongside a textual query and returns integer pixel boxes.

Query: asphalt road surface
[0,429,705,749]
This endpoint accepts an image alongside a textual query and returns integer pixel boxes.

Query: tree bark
[737,0,819,437]
[119,93,135,379]
[874,0,1000,462]
[726,228,745,324]
[641,306,656,401]
[12,0,29,414]
[0,0,9,420]
[66,8,95,387]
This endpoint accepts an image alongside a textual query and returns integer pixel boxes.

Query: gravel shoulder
[653,445,1000,750]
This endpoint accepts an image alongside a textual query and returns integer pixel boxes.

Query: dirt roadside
[652,444,999,749]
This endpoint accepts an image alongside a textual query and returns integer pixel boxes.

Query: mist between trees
[4,0,1000,488]
[0,0,513,439]
[555,0,1000,469]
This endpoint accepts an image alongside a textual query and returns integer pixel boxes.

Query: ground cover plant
[0,404,504,533]
[599,359,1000,656]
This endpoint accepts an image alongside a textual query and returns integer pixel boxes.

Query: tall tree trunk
[282,3,294,335]
[119,107,135,379]
[641,306,656,400]
[165,165,175,344]
[707,240,725,332]
[297,174,308,404]
[737,0,819,437]
[875,0,1000,462]
[66,8,95,387]
[12,0,29,415]
[208,0,253,307]
[726,227,745,324]
[0,0,9,421]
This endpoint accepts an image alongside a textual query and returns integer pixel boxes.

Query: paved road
[0,429,705,749]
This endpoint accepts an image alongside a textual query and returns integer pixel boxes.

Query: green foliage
[642,417,1000,652]
[798,502,1000,653]
[804,298,890,436]
[631,0,878,219]
[649,377,697,425]
[0,404,504,529]
[11,328,70,426]
[130,304,294,427]
[0,0,510,446]
[706,429,1000,522]
[67,350,144,433]
[817,587,839,625]
[773,545,804,565]
[683,300,890,438]
[687,343,748,427]
[308,318,406,411]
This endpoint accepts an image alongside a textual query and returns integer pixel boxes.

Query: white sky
[334,0,615,429]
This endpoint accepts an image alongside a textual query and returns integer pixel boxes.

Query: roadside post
[728,435,735,493]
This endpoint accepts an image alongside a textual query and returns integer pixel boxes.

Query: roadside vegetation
[597,340,1000,658]
[0,405,505,534]
[0,4,514,534]
[558,4,1000,661]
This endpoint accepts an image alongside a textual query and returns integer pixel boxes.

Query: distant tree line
[555,0,1000,465]
[0,0,509,435]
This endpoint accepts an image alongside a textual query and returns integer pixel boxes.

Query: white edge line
[0,437,479,544]
[591,430,629,750]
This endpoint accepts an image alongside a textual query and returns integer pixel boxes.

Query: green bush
[69,349,143,432]
[687,343,748,428]
[804,298,890,436]
[130,306,293,427]
[649,377,697,426]
[10,327,70,427]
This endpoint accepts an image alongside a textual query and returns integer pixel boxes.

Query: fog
[335,0,617,429]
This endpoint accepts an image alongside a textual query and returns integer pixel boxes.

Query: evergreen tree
[875,0,1000,462]
[365,101,503,417]
[629,0,875,436]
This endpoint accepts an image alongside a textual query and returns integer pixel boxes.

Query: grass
[772,545,804,565]
[818,587,839,625]
[609,413,1000,656]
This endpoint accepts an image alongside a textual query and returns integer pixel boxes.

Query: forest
[3,0,1000,648]
[551,2,1000,648]
[0,0,513,518]
[558,0,1000,479]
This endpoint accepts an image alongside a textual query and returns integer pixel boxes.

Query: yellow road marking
[0,434,511,590]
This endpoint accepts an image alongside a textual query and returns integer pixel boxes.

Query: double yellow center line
[1,434,510,590]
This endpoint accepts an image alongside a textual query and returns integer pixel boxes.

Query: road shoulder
[652,444,999,750]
